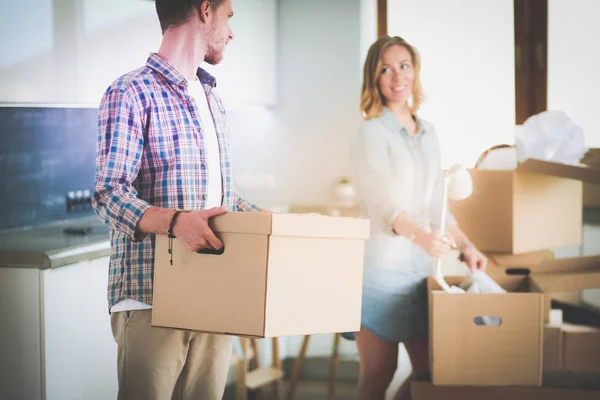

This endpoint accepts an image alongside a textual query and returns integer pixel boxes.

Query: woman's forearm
[446,224,473,251]
[391,212,428,242]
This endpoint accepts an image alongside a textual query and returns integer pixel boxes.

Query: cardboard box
[450,159,600,254]
[582,149,600,208]
[412,379,600,400]
[544,324,563,371]
[428,276,543,386]
[486,253,600,322]
[152,212,370,337]
[562,323,600,373]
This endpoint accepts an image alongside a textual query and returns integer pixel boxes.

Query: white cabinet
[43,256,117,400]
[0,0,277,108]
[0,256,117,400]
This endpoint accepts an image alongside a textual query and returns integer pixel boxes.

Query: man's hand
[172,207,227,252]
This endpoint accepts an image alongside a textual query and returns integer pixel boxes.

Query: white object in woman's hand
[415,230,457,258]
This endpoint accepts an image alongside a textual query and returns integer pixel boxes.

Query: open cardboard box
[151,212,370,337]
[450,158,600,254]
[486,253,600,323]
[428,275,543,386]
[527,256,600,322]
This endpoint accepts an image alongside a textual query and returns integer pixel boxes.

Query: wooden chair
[233,337,284,400]
[285,333,343,400]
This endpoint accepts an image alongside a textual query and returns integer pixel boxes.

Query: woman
[349,36,488,400]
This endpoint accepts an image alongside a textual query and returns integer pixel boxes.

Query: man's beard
[205,46,224,65]
[204,29,225,65]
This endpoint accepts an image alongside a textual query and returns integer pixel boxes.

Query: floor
[224,361,410,400]
[223,379,357,400]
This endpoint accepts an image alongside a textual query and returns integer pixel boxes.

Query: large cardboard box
[412,378,600,400]
[562,323,600,373]
[582,149,600,208]
[152,212,370,337]
[428,276,543,386]
[450,159,600,254]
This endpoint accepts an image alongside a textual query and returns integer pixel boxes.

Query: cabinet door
[43,256,117,400]
[0,268,43,400]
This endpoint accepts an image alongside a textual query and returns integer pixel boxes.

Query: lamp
[434,165,473,292]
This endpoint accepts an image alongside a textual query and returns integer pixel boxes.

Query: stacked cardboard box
[419,157,600,398]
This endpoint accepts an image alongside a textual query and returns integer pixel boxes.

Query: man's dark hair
[155,0,225,33]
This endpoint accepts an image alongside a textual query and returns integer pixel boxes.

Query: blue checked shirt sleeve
[93,87,152,241]
[235,192,261,212]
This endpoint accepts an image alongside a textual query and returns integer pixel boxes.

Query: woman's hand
[460,244,488,272]
[415,230,457,258]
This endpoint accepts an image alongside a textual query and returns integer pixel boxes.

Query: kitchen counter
[0,215,110,269]
[0,206,594,270]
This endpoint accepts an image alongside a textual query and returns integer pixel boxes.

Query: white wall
[387,0,516,169]
[229,0,364,207]
[548,0,600,147]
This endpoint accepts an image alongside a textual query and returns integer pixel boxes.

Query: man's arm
[93,87,152,241]
[93,86,226,250]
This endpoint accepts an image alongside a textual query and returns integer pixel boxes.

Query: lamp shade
[447,166,473,200]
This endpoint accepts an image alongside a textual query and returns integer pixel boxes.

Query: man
[93,0,261,398]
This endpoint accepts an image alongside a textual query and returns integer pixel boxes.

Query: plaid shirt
[94,53,260,310]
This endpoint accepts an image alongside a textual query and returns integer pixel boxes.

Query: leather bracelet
[168,209,182,238]
[167,209,181,266]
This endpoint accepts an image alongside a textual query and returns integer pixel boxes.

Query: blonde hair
[360,36,424,120]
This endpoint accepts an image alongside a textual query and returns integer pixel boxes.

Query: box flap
[533,255,600,275]
[562,323,600,334]
[271,213,370,239]
[488,251,555,269]
[490,254,600,276]
[529,271,600,294]
[516,159,600,184]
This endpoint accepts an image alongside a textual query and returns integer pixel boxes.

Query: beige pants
[111,309,233,400]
